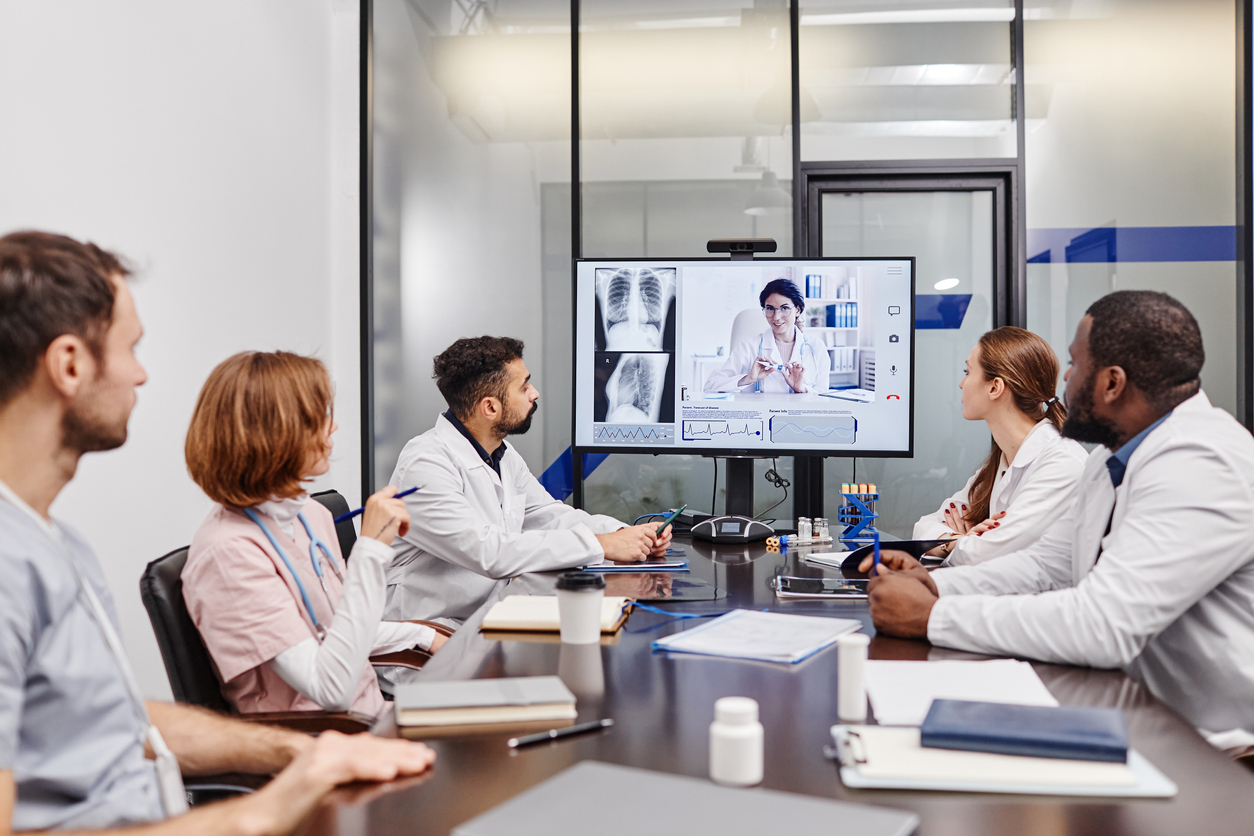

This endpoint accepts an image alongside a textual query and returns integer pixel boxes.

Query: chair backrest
[139,547,232,713]
[310,489,357,560]
[729,307,762,351]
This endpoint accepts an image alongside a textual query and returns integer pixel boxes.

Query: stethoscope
[754,327,820,393]
[244,507,343,640]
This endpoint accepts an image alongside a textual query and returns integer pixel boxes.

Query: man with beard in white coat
[864,291,1254,751]
[384,337,671,628]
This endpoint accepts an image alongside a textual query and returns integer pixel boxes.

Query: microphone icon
[890,365,898,375]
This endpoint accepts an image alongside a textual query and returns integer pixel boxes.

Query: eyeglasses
[763,305,795,317]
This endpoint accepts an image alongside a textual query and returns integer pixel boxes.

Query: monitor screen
[572,257,915,457]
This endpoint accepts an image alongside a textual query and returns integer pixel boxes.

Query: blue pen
[872,529,881,576]
[333,486,418,523]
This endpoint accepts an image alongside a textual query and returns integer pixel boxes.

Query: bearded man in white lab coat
[383,336,670,628]
[865,290,1254,750]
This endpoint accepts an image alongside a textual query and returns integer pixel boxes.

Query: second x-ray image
[594,267,676,351]
[593,353,675,424]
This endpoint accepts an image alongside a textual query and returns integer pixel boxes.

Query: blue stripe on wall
[1027,226,1237,263]
[539,448,609,501]
[915,294,972,329]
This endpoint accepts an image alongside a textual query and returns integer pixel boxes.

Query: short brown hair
[185,351,333,508]
[433,336,525,420]
[0,230,128,407]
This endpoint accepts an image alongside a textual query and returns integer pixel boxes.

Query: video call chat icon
[888,305,901,315]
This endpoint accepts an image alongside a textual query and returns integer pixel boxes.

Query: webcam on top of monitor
[706,238,778,260]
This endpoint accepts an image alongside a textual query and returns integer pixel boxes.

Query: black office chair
[140,546,374,733]
[310,489,357,560]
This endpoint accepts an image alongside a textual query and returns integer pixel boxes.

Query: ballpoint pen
[333,486,419,523]
[508,719,614,748]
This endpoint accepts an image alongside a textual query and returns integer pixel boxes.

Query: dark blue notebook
[920,699,1129,763]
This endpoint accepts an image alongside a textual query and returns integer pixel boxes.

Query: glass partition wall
[368,0,1242,535]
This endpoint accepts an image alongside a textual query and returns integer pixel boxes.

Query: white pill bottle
[709,696,764,787]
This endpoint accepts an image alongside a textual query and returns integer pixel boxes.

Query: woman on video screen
[704,278,828,394]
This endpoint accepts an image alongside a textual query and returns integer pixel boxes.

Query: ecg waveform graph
[769,415,857,445]
[593,424,675,445]
[681,420,764,442]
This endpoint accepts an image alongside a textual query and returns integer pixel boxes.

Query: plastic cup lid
[556,571,606,591]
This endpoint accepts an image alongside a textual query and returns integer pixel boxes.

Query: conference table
[302,535,1254,835]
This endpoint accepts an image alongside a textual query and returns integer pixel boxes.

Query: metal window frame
[359,0,1254,504]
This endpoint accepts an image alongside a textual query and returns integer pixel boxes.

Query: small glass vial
[797,516,811,539]
[709,697,764,786]
[818,518,830,539]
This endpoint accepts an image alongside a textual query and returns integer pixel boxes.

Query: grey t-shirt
[0,501,163,830]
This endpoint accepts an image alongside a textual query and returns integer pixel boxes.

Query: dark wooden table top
[299,535,1254,835]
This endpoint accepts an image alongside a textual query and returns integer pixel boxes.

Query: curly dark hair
[433,336,525,420]
[1085,290,1203,411]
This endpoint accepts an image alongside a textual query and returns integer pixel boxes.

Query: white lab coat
[913,421,1087,565]
[383,414,626,626]
[927,391,1254,736]
[704,325,828,394]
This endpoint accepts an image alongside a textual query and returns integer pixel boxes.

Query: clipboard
[828,725,1178,797]
[837,539,951,571]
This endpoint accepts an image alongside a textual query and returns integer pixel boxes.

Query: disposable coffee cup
[555,571,606,645]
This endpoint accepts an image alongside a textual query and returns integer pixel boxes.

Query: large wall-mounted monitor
[572,257,915,458]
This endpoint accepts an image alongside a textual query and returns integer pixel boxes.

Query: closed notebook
[480,595,632,633]
[920,699,1128,763]
[393,675,576,727]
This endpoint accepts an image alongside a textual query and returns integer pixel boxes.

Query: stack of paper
[863,659,1059,726]
[652,609,861,664]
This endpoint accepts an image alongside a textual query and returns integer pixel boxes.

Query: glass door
[802,169,1020,534]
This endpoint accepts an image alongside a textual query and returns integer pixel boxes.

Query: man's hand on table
[867,572,938,640]
[596,523,671,563]
[854,549,939,640]
[857,549,938,595]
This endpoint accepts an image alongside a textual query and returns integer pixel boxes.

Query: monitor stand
[692,457,776,544]
[723,457,757,517]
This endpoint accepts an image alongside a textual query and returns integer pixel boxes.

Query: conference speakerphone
[691,515,775,545]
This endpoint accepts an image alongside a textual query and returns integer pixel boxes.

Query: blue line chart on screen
[681,420,764,441]
[768,416,858,445]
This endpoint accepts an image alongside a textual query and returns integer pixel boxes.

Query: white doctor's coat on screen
[383,413,626,626]
[704,325,828,394]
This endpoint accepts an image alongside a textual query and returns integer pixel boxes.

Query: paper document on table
[865,659,1058,726]
[652,609,861,664]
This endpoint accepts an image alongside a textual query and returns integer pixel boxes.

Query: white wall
[0,1,361,699]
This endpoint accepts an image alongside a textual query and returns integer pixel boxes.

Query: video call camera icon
[888,334,900,343]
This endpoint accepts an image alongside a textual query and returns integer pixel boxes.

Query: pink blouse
[182,501,385,718]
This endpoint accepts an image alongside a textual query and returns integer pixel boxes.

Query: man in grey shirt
[0,231,436,834]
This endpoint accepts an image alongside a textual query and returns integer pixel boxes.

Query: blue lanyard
[244,508,340,635]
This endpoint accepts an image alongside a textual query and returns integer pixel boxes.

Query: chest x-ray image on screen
[574,258,915,456]
[593,353,674,424]
[595,267,676,351]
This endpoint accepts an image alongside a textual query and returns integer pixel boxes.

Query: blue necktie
[1094,456,1126,564]
[1105,455,1127,488]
